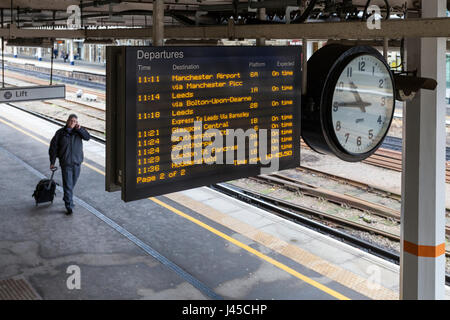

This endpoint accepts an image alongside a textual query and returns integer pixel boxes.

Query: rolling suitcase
[32,167,58,206]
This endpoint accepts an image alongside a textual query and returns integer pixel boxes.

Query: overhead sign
[106,46,302,202]
[0,85,66,103]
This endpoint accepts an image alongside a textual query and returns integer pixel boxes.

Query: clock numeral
[333,102,339,112]
[358,61,366,72]
[337,81,344,92]
[345,133,350,143]
[336,121,341,132]
[377,115,383,125]
[357,136,362,146]
[381,97,386,106]
[372,66,375,76]
[379,79,384,88]
[346,67,352,78]
[368,129,374,140]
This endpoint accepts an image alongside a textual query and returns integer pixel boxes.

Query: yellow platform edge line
[151,197,350,300]
[0,115,350,300]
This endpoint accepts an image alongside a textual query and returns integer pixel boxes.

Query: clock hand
[349,82,363,102]
[347,82,368,112]
[338,101,372,107]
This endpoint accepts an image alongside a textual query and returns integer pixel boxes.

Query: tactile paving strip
[0,277,42,300]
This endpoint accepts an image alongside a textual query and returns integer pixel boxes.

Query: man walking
[49,114,90,215]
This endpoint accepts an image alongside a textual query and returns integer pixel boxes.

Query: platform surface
[4,54,105,75]
[1,103,449,300]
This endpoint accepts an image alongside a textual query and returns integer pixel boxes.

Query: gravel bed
[229,177,450,275]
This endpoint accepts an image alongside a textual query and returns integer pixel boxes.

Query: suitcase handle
[48,167,58,189]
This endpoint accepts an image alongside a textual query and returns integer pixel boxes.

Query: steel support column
[37,47,42,61]
[302,39,307,95]
[306,41,313,60]
[152,0,164,46]
[89,44,93,63]
[256,6,266,46]
[400,0,447,300]
[69,39,74,65]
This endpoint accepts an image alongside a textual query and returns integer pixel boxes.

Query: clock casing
[302,44,396,162]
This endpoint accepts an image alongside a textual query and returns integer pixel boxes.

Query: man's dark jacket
[49,126,90,166]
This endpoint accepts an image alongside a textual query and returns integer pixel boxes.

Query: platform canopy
[0,1,422,27]
[0,0,447,40]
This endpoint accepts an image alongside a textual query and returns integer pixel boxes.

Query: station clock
[302,44,395,162]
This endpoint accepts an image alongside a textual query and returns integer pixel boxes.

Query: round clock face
[331,54,395,155]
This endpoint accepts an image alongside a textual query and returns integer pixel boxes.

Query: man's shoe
[66,208,73,215]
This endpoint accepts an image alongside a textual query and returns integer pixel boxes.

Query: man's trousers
[61,164,80,210]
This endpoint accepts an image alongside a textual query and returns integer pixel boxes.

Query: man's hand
[50,164,56,170]
[75,124,81,130]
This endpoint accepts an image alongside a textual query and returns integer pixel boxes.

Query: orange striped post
[400,0,447,300]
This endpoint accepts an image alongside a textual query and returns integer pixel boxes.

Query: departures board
[106,46,302,202]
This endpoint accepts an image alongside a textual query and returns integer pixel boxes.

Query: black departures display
[107,46,302,202]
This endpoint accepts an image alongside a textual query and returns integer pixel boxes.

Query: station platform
[1,103,449,300]
[3,54,105,75]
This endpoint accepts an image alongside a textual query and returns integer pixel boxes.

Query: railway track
[249,172,450,237]
[2,79,106,135]
[224,180,402,241]
[6,102,105,139]
[295,166,402,201]
[365,148,450,183]
[2,75,105,113]
[253,174,400,220]
[3,69,106,101]
[41,101,105,122]
[212,182,450,285]
[301,141,450,183]
[3,63,105,91]
[296,166,450,216]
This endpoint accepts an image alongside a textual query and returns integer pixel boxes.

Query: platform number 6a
[66,265,81,290]
[67,5,81,29]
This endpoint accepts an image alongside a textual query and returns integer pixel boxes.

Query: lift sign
[0,85,65,103]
